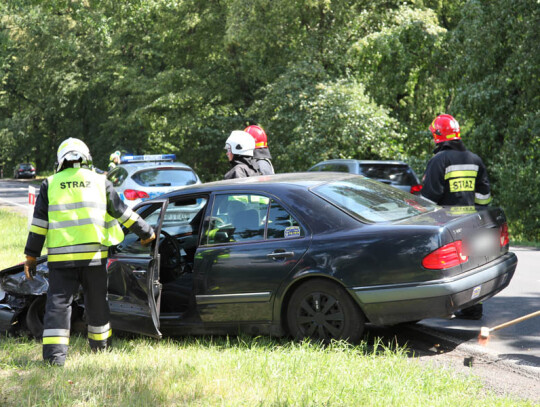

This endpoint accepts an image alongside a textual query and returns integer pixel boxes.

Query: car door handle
[267,251,295,260]
[133,269,147,278]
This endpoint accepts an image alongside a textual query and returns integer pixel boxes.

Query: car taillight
[500,222,509,247]
[422,240,468,270]
[410,184,423,194]
[124,189,149,200]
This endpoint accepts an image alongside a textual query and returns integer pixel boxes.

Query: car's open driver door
[107,200,168,339]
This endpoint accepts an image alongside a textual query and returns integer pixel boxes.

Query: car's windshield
[312,176,437,223]
[132,168,198,187]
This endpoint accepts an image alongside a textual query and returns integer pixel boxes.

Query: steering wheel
[159,230,185,274]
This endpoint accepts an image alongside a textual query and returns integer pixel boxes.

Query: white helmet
[225,131,255,157]
[56,137,92,172]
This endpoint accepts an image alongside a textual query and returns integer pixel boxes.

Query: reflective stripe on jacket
[45,168,124,264]
[421,140,492,206]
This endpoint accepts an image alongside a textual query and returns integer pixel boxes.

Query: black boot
[455,303,483,320]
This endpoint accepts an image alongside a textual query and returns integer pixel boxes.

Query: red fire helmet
[429,114,461,143]
[244,125,268,149]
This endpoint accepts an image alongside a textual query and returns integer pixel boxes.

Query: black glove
[24,256,37,280]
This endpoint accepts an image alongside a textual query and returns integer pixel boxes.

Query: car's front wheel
[25,295,46,338]
[25,296,85,338]
[286,279,365,343]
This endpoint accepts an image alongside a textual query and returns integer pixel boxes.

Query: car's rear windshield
[132,168,198,187]
[359,164,417,185]
[20,164,34,169]
[312,176,437,223]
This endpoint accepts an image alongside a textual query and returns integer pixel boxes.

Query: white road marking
[0,196,28,208]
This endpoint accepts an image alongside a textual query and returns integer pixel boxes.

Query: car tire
[26,296,46,338]
[25,296,85,337]
[287,279,365,343]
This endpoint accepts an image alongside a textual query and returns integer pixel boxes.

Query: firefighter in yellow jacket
[23,138,155,366]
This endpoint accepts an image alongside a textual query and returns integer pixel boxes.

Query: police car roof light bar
[121,154,176,163]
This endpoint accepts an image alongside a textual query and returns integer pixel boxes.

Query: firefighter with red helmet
[422,114,492,319]
[244,125,275,175]
[422,114,491,207]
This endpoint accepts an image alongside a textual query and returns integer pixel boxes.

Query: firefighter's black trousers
[43,265,112,365]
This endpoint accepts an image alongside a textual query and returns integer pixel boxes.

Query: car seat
[232,209,262,240]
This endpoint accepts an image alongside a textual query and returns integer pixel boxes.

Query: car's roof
[118,161,196,173]
[312,159,409,166]
[152,172,359,200]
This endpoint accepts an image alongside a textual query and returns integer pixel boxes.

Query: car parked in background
[13,163,36,179]
[308,159,422,194]
[1,173,516,343]
[107,154,201,207]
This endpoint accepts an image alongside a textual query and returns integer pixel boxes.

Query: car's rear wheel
[286,279,365,343]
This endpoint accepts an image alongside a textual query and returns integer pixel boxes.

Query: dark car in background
[0,173,517,343]
[13,163,36,179]
[308,159,422,194]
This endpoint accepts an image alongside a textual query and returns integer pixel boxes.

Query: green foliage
[0,0,538,239]
[445,0,540,241]
[248,61,404,172]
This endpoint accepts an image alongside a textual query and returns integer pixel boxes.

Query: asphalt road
[1,178,538,375]
[0,178,36,216]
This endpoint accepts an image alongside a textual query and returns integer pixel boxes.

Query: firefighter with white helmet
[108,150,121,171]
[223,130,261,179]
[24,137,155,366]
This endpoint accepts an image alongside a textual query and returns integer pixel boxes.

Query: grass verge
[0,208,29,269]
[0,336,534,407]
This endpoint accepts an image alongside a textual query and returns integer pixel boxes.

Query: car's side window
[203,194,269,245]
[266,200,305,240]
[115,203,163,255]
[319,164,350,173]
[201,195,305,245]
[108,167,128,187]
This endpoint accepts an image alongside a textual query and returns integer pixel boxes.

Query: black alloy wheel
[287,279,365,343]
[25,295,85,338]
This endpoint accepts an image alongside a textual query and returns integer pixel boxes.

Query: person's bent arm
[105,180,155,240]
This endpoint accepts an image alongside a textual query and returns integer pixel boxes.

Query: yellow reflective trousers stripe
[88,329,112,341]
[43,337,70,345]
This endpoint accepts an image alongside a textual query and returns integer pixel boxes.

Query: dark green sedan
[0,173,517,343]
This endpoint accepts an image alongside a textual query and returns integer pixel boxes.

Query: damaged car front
[0,257,50,337]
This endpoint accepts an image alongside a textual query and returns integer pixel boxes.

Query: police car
[107,154,201,207]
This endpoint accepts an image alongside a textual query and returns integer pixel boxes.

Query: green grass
[0,210,535,406]
[0,208,30,269]
[0,336,534,407]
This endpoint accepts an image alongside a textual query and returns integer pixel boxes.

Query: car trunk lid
[441,206,508,274]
